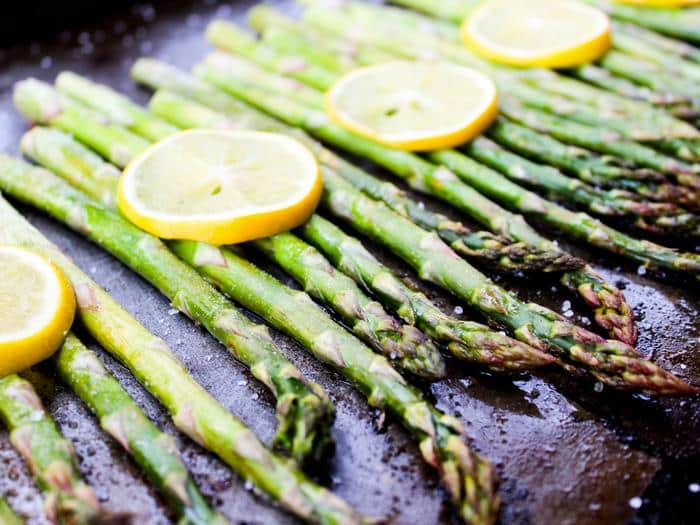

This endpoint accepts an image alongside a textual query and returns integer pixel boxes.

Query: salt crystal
[629,497,642,509]
[689,483,700,493]
[637,266,647,276]
[453,306,464,315]
[593,382,604,393]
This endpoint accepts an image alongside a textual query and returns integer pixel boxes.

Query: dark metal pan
[0,1,698,524]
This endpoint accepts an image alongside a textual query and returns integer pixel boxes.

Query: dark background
[0,2,698,524]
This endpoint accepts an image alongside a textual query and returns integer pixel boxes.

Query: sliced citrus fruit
[0,245,76,377]
[325,61,498,151]
[613,0,700,5]
[118,129,322,245]
[461,0,612,68]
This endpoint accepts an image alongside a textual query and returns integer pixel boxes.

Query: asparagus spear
[13,79,149,167]
[56,333,229,525]
[486,119,700,208]
[199,53,700,282]
[0,170,364,525]
[595,51,700,102]
[611,20,700,65]
[2,141,500,525]
[570,63,692,108]
[130,60,574,273]
[581,0,700,43]
[0,374,114,524]
[463,137,699,236]
[56,72,179,141]
[0,496,22,525]
[500,99,700,188]
[18,126,121,207]
[610,28,700,83]
[253,233,447,379]
[14,128,335,471]
[299,215,555,371]
[23,83,446,380]
[296,0,700,139]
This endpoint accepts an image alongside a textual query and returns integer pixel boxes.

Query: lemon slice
[0,245,76,377]
[461,0,612,68]
[613,0,700,5]
[325,61,498,151]
[118,129,322,245]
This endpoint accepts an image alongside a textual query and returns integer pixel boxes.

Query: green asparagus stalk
[0,191,363,525]
[611,20,700,65]
[0,496,22,525]
[172,240,500,525]
[199,53,700,283]
[463,137,699,236]
[655,138,700,165]
[11,95,336,468]
[499,99,700,188]
[19,126,120,206]
[299,215,555,371]
[253,233,447,379]
[569,63,692,108]
[56,333,229,525]
[486,119,700,208]
[1,146,500,525]
[595,50,700,101]
[0,374,114,524]
[246,8,700,193]
[581,0,700,43]
[296,0,700,139]
[13,79,149,167]
[129,60,575,273]
[55,72,178,141]
[610,28,700,83]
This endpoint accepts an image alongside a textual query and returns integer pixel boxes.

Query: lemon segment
[118,129,322,245]
[614,0,700,5]
[461,0,612,68]
[0,245,76,377]
[325,61,498,151]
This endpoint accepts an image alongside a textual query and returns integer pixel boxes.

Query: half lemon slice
[0,245,76,377]
[461,0,612,68]
[325,61,498,151]
[118,129,322,245]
